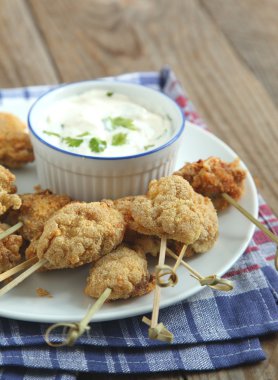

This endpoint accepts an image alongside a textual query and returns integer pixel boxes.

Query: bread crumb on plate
[36,287,52,298]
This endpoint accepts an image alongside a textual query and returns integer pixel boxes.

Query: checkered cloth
[0,68,277,379]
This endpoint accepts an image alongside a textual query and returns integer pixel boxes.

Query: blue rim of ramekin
[28,79,186,161]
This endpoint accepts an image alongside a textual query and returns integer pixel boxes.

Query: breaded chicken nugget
[6,190,71,241]
[0,223,23,273]
[0,164,17,193]
[174,157,246,211]
[36,201,126,270]
[169,193,218,256]
[129,176,203,245]
[0,113,34,168]
[191,193,218,253]
[0,165,21,215]
[84,244,154,301]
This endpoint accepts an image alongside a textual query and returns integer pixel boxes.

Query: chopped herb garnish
[166,114,172,121]
[112,133,127,146]
[106,92,114,97]
[60,123,65,128]
[43,130,60,138]
[89,137,107,153]
[108,116,138,131]
[63,137,83,147]
[77,131,90,137]
[144,144,155,151]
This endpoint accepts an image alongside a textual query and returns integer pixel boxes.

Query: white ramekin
[28,80,185,201]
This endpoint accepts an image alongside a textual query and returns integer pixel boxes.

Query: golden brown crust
[6,190,71,241]
[191,194,218,253]
[0,165,21,216]
[129,176,203,245]
[84,244,154,301]
[36,201,126,269]
[169,195,218,256]
[0,223,23,273]
[174,157,246,211]
[0,164,17,193]
[0,113,34,168]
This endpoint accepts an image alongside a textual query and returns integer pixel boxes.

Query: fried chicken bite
[0,223,23,273]
[0,113,34,168]
[0,165,21,215]
[191,193,218,253]
[174,157,246,211]
[128,176,204,245]
[6,189,71,241]
[169,193,218,256]
[84,244,155,301]
[36,201,126,270]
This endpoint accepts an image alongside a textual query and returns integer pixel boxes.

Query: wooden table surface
[0,0,277,379]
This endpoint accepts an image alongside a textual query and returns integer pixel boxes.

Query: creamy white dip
[40,89,173,157]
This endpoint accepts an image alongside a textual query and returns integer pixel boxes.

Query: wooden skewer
[151,236,167,329]
[0,258,47,297]
[45,288,112,347]
[0,222,23,240]
[172,244,187,273]
[142,236,173,342]
[166,248,233,291]
[166,248,202,279]
[0,257,38,282]
[222,193,278,270]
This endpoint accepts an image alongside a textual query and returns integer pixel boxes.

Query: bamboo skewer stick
[142,236,173,343]
[166,248,233,291]
[0,259,47,297]
[172,244,187,273]
[45,288,112,347]
[151,236,167,329]
[0,257,38,282]
[222,193,278,270]
[0,222,23,240]
[222,193,278,243]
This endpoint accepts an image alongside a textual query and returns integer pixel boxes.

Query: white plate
[0,122,258,323]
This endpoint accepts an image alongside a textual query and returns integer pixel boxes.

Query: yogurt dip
[40,89,173,157]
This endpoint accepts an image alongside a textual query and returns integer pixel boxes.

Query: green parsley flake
[144,144,155,151]
[77,131,90,137]
[89,137,107,153]
[43,130,60,138]
[108,116,138,131]
[106,92,114,97]
[112,133,127,146]
[63,137,83,148]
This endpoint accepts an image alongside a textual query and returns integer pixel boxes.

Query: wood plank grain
[0,0,58,87]
[201,0,278,106]
[28,0,278,215]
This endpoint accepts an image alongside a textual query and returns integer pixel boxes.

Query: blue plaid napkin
[0,69,277,379]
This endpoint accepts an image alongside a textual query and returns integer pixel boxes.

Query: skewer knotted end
[142,317,173,343]
[195,274,234,291]
[155,264,178,288]
[45,322,90,347]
